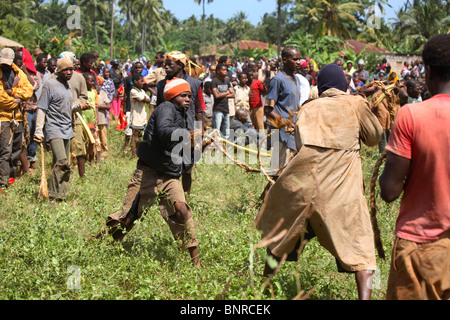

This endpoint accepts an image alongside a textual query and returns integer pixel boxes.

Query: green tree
[118,0,134,45]
[283,32,344,64]
[390,0,450,53]
[294,0,363,39]
[131,0,166,54]
[275,0,292,56]
[110,0,114,60]
[224,12,253,44]
[77,0,109,45]
[194,0,214,54]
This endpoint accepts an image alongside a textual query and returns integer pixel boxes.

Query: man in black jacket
[155,51,206,195]
[92,78,202,267]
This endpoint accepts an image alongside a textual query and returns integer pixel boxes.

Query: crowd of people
[0,33,448,300]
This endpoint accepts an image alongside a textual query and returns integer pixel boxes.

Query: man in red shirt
[247,70,266,131]
[379,34,450,300]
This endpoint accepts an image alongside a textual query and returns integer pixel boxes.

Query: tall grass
[0,125,399,300]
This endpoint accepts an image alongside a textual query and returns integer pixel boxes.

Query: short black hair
[83,72,94,79]
[36,53,47,63]
[422,34,450,81]
[203,81,212,90]
[281,46,299,59]
[216,63,226,72]
[406,78,419,88]
[80,52,94,64]
[13,53,23,63]
[238,72,247,80]
[245,70,255,78]
[132,72,143,83]
[218,55,228,64]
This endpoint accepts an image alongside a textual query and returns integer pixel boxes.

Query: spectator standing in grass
[247,70,266,131]
[96,77,111,161]
[109,59,124,120]
[379,34,450,300]
[0,48,33,193]
[211,63,234,139]
[129,73,150,158]
[233,72,250,115]
[202,81,214,128]
[34,58,78,202]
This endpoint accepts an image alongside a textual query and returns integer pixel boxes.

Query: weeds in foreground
[0,127,397,300]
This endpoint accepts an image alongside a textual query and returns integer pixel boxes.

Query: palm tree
[294,0,363,39]
[118,0,134,45]
[262,0,291,57]
[391,0,450,53]
[224,11,251,43]
[110,0,114,60]
[131,0,165,54]
[79,0,108,45]
[194,0,214,54]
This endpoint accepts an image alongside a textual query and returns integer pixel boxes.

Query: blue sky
[162,0,408,26]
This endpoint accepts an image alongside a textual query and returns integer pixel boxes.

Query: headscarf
[164,51,189,67]
[317,63,348,96]
[17,47,37,74]
[387,71,399,84]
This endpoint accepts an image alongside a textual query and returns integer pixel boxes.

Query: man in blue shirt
[265,46,301,172]
[259,46,301,201]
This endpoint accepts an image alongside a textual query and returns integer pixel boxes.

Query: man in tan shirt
[255,64,382,300]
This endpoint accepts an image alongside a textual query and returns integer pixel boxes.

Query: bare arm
[212,87,233,99]
[379,152,411,203]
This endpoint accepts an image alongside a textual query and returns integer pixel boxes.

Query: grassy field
[0,124,400,300]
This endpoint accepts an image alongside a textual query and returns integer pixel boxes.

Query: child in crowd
[129,73,150,157]
[97,76,111,161]
[101,68,115,107]
[234,72,250,114]
[247,70,266,131]
[83,72,99,165]
[202,81,214,128]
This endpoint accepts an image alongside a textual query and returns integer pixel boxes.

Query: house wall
[381,53,423,76]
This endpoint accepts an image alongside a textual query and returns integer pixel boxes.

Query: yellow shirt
[0,63,34,121]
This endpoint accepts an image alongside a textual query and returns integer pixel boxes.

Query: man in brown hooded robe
[255,64,383,300]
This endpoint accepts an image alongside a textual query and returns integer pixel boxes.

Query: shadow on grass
[120,234,181,269]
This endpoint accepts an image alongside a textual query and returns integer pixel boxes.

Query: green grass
[0,125,399,300]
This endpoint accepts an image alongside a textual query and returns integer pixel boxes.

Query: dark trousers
[27,111,38,162]
[0,121,22,188]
